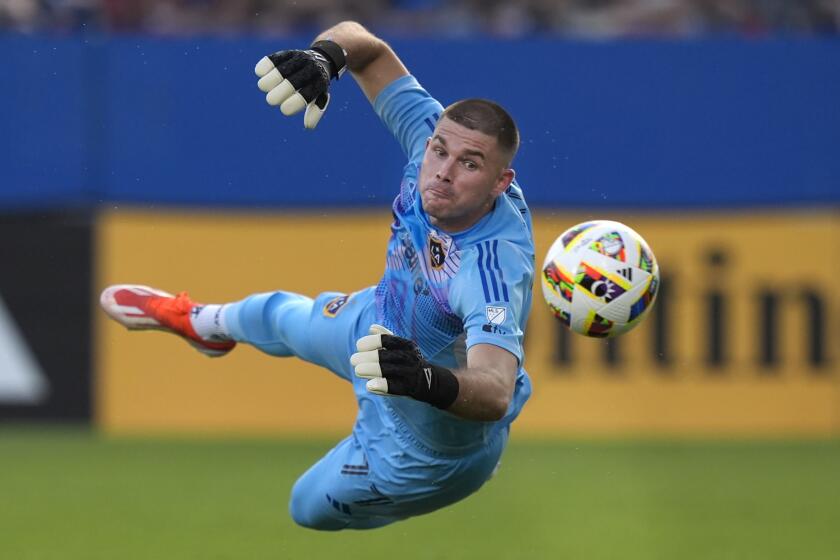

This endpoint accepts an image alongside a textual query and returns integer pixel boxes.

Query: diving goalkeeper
[101,21,535,530]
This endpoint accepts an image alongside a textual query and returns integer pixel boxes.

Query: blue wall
[1,34,838,209]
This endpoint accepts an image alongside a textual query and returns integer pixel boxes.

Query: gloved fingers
[303,92,329,129]
[351,342,386,379]
[255,55,278,77]
[255,50,296,80]
[270,51,306,76]
[281,79,327,115]
[257,50,333,128]
[354,361,382,379]
[265,79,297,106]
[350,349,379,367]
[280,92,307,116]
[376,369,411,396]
[366,376,410,397]
[380,334,417,352]
[369,324,393,336]
[269,66,328,109]
[257,67,283,92]
[365,378,390,396]
[378,349,419,366]
[355,333,383,352]
[351,352,415,384]
[260,52,312,104]
[354,324,397,354]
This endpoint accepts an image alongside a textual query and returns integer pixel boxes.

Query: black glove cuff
[427,365,460,410]
[310,40,347,79]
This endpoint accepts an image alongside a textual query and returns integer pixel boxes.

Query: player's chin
[422,189,453,207]
[422,200,452,221]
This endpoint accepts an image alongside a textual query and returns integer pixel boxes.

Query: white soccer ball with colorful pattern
[541,220,659,338]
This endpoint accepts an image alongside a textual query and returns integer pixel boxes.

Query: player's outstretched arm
[255,21,407,128]
[313,21,409,104]
[448,344,517,421]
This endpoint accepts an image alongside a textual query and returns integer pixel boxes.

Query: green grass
[1,427,839,560]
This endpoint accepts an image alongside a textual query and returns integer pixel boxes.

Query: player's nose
[435,158,454,182]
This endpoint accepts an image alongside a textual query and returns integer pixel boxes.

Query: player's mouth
[425,185,452,200]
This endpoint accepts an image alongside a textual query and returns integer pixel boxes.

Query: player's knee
[288,482,347,531]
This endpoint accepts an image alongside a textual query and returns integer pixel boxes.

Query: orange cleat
[100,284,235,357]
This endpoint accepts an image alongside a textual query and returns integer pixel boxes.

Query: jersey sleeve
[449,240,533,364]
[373,75,444,164]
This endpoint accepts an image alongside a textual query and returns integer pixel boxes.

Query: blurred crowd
[1,0,838,37]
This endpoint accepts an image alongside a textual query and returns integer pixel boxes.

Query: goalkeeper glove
[351,325,460,410]
[254,40,347,129]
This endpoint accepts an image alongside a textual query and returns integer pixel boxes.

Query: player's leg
[100,284,373,379]
[288,434,395,530]
[99,285,236,357]
[289,427,508,531]
[223,289,374,380]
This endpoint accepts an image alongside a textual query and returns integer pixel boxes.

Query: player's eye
[434,147,446,157]
[463,160,478,171]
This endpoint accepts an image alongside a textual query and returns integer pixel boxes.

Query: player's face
[419,118,514,233]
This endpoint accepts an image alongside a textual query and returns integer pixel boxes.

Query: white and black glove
[351,325,460,410]
[254,40,347,129]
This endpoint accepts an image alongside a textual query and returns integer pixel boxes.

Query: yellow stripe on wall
[96,208,840,436]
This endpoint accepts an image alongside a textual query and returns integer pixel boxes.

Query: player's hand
[351,325,460,410]
[254,40,347,129]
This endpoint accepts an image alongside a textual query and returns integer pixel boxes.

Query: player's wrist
[420,363,460,410]
[310,40,347,79]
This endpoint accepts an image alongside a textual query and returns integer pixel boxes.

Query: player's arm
[254,21,408,128]
[313,21,408,104]
[447,344,517,421]
[351,328,517,422]
[256,21,439,163]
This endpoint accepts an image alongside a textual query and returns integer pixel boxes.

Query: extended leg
[224,289,374,380]
[100,284,374,378]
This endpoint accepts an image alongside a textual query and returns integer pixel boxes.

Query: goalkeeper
[101,20,535,530]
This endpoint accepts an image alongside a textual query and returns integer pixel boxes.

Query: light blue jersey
[224,75,535,529]
[359,75,535,453]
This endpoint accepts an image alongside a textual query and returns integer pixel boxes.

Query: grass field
[2,427,838,559]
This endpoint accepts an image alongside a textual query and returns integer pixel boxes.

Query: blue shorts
[223,288,507,530]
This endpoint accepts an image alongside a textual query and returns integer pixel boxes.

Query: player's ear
[492,168,515,197]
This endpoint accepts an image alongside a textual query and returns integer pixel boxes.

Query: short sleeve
[449,240,533,364]
[373,75,444,164]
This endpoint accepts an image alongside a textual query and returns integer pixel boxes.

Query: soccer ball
[541,220,659,338]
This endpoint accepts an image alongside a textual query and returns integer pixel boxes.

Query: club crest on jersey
[428,234,447,270]
[323,294,350,317]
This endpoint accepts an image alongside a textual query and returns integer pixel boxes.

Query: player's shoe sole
[100,284,235,357]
